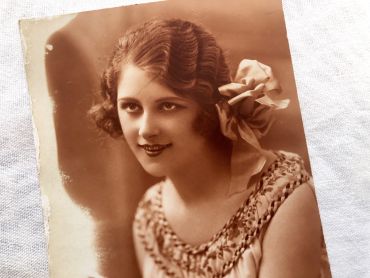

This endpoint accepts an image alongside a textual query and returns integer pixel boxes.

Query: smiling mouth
[138,143,172,157]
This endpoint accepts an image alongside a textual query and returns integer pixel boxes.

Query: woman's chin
[134,151,171,177]
[140,162,168,178]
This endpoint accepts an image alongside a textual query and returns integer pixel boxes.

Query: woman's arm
[259,183,323,278]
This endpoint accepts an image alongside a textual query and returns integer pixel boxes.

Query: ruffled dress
[133,151,332,277]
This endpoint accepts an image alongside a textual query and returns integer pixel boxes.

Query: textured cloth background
[0,0,369,277]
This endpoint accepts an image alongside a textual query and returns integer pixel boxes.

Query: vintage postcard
[20,0,332,277]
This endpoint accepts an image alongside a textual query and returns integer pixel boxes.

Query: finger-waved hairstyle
[89,18,231,144]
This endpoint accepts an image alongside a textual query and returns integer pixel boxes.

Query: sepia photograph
[20,0,332,277]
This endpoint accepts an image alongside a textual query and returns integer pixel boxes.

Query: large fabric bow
[216,59,290,196]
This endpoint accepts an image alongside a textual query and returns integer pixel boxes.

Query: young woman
[90,19,331,278]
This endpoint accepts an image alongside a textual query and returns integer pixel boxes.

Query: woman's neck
[164,143,232,206]
[163,146,278,207]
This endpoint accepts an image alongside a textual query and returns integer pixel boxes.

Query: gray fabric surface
[1,0,369,277]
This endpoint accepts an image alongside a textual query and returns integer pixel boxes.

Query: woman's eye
[120,102,141,113]
[160,102,179,111]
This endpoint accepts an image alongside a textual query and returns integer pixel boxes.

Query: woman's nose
[138,113,160,139]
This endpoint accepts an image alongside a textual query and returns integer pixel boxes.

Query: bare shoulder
[259,182,323,278]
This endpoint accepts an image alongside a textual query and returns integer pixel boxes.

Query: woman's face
[117,64,208,177]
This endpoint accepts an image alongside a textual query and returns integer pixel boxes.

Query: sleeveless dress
[133,151,332,277]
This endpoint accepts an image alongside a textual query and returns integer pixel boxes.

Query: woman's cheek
[119,116,136,139]
[163,118,180,129]
[165,112,194,127]
[117,111,125,130]
[122,122,137,138]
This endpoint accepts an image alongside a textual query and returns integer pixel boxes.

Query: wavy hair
[89,18,231,143]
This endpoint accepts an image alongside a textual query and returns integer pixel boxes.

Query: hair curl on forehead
[89,18,231,143]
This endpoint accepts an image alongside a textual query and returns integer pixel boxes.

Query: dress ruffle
[133,151,331,278]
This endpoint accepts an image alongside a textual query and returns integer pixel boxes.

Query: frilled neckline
[134,150,312,277]
[152,151,286,253]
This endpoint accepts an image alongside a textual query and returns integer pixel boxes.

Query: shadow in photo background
[45,0,309,277]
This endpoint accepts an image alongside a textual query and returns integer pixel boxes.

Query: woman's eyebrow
[116,96,191,104]
[155,96,190,104]
[117,97,138,102]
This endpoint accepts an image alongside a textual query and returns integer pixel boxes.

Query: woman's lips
[138,143,172,157]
